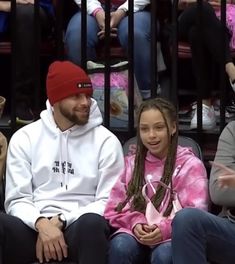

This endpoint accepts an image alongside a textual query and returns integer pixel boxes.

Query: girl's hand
[133,224,149,240]
[139,226,163,246]
[95,9,105,30]
[110,9,126,29]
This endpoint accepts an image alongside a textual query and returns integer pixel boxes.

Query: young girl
[104,97,209,264]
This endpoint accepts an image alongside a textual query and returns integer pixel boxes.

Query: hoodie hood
[40,98,103,136]
[146,145,196,165]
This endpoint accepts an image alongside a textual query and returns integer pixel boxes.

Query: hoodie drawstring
[59,130,70,190]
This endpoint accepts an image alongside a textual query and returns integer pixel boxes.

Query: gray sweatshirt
[210,121,235,216]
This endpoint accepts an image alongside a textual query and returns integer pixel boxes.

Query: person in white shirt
[65,0,161,100]
[1,60,124,264]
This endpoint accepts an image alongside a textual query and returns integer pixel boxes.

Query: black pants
[14,3,52,107]
[0,212,110,264]
[178,2,232,99]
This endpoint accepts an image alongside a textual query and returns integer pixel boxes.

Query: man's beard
[59,105,90,126]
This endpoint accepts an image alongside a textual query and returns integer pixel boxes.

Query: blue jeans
[172,208,235,264]
[108,233,172,264]
[65,10,152,99]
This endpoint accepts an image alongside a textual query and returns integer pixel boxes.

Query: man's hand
[35,217,68,263]
[210,161,235,188]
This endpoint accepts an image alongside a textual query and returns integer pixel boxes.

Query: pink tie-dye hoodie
[104,145,209,244]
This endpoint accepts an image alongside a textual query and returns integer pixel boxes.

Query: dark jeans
[0,212,110,264]
[172,208,235,264]
[108,233,172,264]
[178,2,232,98]
[14,3,52,107]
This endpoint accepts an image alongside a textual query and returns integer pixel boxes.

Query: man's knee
[173,208,209,232]
[76,213,109,234]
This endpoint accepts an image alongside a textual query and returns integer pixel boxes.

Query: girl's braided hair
[116,98,178,216]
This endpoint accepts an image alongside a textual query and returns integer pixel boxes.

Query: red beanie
[46,61,93,105]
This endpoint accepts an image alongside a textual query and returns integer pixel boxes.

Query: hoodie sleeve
[104,156,147,231]
[4,131,42,230]
[157,156,209,241]
[210,121,235,207]
[74,0,150,15]
[118,0,150,13]
[62,135,125,227]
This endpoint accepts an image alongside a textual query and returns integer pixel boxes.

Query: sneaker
[16,103,35,125]
[190,104,216,130]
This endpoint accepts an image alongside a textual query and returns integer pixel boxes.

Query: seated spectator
[0,60,124,264]
[0,0,54,124]
[65,0,166,100]
[172,120,235,264]
[178,0,235,130]
[0,131,7,182]
[104,97,208,264]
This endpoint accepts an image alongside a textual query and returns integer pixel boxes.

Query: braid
[151,100,178,216]
[116,98,178,216]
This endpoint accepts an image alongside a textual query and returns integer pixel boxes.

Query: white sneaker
[190,104,216,130]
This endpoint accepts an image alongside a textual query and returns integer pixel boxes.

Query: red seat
[0,39,56,56]
[0,0,59,56]
[178,41,235,59]
[96,39,126,60]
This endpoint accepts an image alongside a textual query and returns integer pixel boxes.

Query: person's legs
[64,213,110,264]
[179,2,235,89]
[65,11,100,65]
[15,3,52,123]
[172,208,235,264]
[0,212,37,264]
[178,3,216,130]
[118,11,151,99]
[188,25,216,130]
[108,233,148,264]
[151,241,172,264]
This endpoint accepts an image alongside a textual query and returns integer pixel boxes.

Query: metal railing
[1,0,231,141]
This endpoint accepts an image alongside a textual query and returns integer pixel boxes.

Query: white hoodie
[74,0,150,15]
[5,99,124,230]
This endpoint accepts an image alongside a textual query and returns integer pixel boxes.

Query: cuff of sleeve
[131,216,147,231]
[158,220,171,241]
[92,7,103,17]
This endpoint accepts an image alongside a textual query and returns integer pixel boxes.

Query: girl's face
[139,108,176,159]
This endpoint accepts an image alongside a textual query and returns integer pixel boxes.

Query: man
[0,131,7,182]
[0,0,54,124]
[171,120,235,264]
[1,60,124,264]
